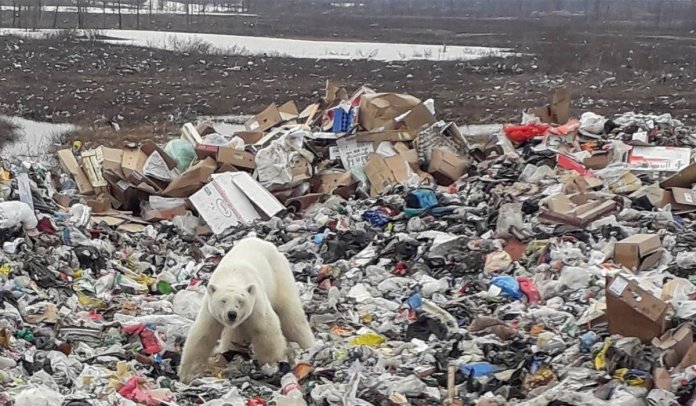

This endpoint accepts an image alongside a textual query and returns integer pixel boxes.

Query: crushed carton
[245,101,299,132]
[540,193,617,228]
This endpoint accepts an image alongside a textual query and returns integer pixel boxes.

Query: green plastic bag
[164,139,196,172]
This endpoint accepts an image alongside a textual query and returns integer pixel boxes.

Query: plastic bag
[579,112,607,135]
[172,289,204,320]
[256,127,312,188]
[15,386,64,406]
[164,139,196,172]
[495,203,524,238]
[0,201,38,230]
[458,362,501,378]
[490,275,523,300]
[503,123,549,143]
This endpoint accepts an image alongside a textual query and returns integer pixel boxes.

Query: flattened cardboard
[181,123,203,146]
[190,172,285,235]
[606,275,668,343]
[671,187,696,207]
[427,147,469,186]
[141,205,187,222]
[217,148,256,169]
[162,157,217,198]
[141,140,178,171]
[356,130,417,143]
[652,323,693,369]
[629,146,691,172]
[661,162,696,189]
[56,149,94,195]
[359,93,421,131]
[614,234,662,272]
[245,101,299,132]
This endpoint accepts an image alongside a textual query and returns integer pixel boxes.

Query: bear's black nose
[227,311,237,322]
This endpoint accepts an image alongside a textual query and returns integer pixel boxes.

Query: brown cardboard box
[234,131,264,145]
[244,101,299,132]
[162,157,217,198]
[141,140,178,172]
[652,323,693,369]
[217,148,256,170]
[540,193,617,228]
[402,102,437,131]
[121,146,147,180]
[313,172,355,194]
[606,275,668,343]
[529,87,571,124]
[583,149,613,170]
[104,171,144,211]
[427,147,469,186]
[85,194,112,213]
[81,149,108,188]
[100,147,124,179]
[671,187,696,207]
[56,149,94,195]
[393,142,419,167]
[356,130,417,143]
[614,234,662,272]
[359,93,421,131]
[364,153,411,196]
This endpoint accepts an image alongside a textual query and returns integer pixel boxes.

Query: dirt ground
[1,12,695,146]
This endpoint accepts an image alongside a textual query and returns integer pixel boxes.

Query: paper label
[609,277,629,296]
[336,136,374,170]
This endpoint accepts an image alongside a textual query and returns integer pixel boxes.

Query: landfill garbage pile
[5,82,696,406]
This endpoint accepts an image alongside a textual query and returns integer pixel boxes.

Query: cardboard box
[217,148,256,169]
[583,149,613,170]
[364,153,411,196]
[245,101,299,132]
[233,131,264,145]
[56,149,94,195]
[162,157,217,198]
[312,172,356,194]
[189,172,285,235]
[529,87,571,124]
[614,234,662,272]
[359,93,421,131]
[671,187,696,208]
[121,146,147,180]
[99,147,124,179]
[85,194,112,213]
[661,162,696,189]
[606,275,668,343]
[427,147,469,186]
[628,146,691,172]
[336,136,374,170]
[401,102,437,131]
[540,193,617,228]
[652,323,693,369]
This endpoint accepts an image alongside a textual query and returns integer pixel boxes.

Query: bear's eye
[220,299,227,304]
[237,300,243,306]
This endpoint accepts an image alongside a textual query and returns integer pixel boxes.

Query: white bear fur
[178,237,314,383]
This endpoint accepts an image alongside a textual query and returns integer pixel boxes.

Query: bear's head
[206,283,256,328]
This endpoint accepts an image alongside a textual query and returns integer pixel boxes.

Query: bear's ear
[208,284,216,295]
[246,284,255,295]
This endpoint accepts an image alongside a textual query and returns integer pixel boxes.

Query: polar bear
[178,237,314,383]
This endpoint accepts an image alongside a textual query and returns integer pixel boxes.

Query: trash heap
[4,83,696,405]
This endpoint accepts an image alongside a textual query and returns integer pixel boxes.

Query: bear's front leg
[247,310,288,367]
[179,304,224,384]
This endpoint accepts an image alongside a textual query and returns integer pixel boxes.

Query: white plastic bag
[0,201,38,230]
